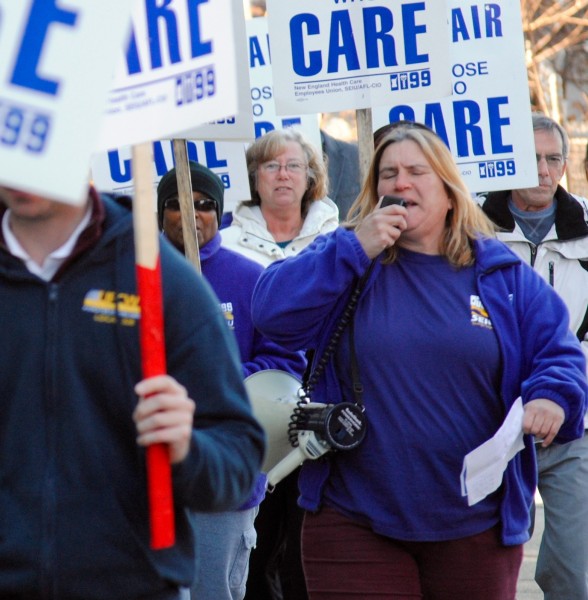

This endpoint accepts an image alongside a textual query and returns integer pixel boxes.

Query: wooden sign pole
[356,108,374,185]
[172,139,201,273]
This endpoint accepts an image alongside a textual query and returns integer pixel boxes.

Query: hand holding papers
[461,397,525,506]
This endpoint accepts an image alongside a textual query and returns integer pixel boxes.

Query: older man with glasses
[481,112,588,600]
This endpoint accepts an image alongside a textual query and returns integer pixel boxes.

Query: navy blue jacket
[0,192,264,599]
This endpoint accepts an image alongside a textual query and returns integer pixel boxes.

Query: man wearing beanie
[157,160,225,237]
[157,161,306,600]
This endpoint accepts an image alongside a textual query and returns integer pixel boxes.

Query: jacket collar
[0,189,134,282]
[484,186,588,240]
[232,198,339,238]
[160,230,221,263]
[473,236,521,275]
[198,231,221,262]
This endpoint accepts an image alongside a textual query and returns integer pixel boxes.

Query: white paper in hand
[460,397,525,506]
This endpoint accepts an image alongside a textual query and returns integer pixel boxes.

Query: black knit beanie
[156,161,224,228]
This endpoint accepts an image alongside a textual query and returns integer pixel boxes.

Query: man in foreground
[0,185,264,599]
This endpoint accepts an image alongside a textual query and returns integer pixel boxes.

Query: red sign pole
[132,142,175,549]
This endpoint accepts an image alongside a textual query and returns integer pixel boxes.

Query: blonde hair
[244,129,328,218]
[346,125,495,267]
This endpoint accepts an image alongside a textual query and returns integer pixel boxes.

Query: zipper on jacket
[41,282,60,599]
[548,261,554,286]
[529,244,537,267]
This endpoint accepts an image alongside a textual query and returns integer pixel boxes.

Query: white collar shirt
[2,207,92,281]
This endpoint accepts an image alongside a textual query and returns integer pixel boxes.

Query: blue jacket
[199,232,306,508]
[0,193,265,599]
[199,232,306,379]
[252,227,587,546]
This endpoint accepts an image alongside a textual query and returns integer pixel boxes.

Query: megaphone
[245,370,368,489]
[245,369,301,473]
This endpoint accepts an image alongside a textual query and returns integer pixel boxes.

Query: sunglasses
[164,197,217,213]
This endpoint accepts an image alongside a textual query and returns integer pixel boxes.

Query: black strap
[348,313,364,408]
[302,260,375,405]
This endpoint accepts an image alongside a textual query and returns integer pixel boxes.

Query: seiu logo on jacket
[470,294,493,330]
[82,289,140,326]
[220,302,234,329]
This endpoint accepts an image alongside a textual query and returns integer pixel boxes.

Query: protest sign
[267,0,452,115]
[0,0,135,204]
[91,140,250,213]
[372,0,536,193]
[97,0,239,150]
[247,17,321,149]
[179,0,255,141]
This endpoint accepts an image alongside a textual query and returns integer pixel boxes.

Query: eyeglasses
[260,161,307,174]
[536,154,564,167]
[164,197,217,212]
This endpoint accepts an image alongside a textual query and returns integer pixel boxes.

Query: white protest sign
[372,0,536,193]
[0,0,135,205]
[247,17,321,150]
[179,0,255,141]
[91,140,250,214]
[267,0,452,115]
[97,0,238,150]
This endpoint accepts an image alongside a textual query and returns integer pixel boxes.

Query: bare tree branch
[521,0,588,116]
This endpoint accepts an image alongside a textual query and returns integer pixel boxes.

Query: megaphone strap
[288,259,376,448]
[304,259,375,401]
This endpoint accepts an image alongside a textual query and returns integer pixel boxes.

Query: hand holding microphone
[355,195,408,258]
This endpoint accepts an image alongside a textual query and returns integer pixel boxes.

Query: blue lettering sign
[249,35,268,68]
[423,104,450,145]
[487,96,512,153]
[11,0,78,95]
[402,3,428,64]
[328,11,360,73]
[451,4,502,43]
[290,14,321,76]
[0,98,52,154]
[453,100,485,156]
[280,117,302,129]
[290,3,429,78]
[152,142,168,175]
[363,7,397,68]
[146,0,181,69]
[255,121,274,138]
[254,117,303,139]
[126,32,142,75]
[388,96,512,157]
[107,150,132,183]
[183,141,228,169]
[484,4,502,37]
[187,0,213,58]
[125,0,212,76]
[387,104,450,147]
[203,142,227,169]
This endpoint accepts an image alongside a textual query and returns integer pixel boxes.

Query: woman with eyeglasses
[251,124,588,599]
[221,129,338,600]
[221,128,339,268]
